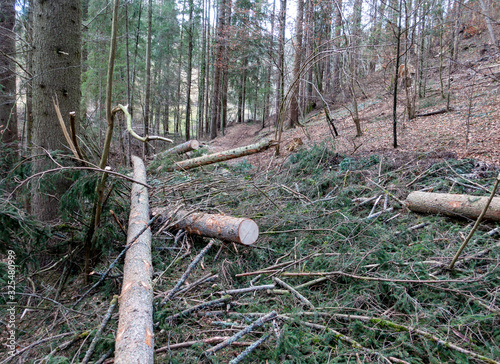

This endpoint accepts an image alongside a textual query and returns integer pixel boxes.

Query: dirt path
[208,58,500,170]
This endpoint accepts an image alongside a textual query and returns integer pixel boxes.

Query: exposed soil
[208,41,500,170]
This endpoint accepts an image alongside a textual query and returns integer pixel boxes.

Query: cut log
[406,191,500,221]
[163,139,278,172]
[158,208,259,245]
[115,156,154,363]
[416,108,451,117]
[160,140,200,156]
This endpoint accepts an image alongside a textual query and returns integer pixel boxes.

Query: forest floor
[210,44,500,170]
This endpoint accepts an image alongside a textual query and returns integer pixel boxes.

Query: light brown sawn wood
[170,209,259,245]
[164,139,277,172]
[115,156,154,363]
[406,191,500,221]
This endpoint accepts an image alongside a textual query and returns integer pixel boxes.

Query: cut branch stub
[406,191,500,222]
[159,209,259,245]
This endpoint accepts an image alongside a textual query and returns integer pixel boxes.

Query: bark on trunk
[0,0,17,145]
[164,139,277,172]
[406,191,500,221]
[115,156,154,363]
[32,0,81,220]
[160,208,259,245]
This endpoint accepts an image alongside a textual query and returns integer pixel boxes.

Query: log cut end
[189,139,200,150]
[239,219,259,245]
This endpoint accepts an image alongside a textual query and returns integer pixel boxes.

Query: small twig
[9,165,152,199]
[156,336,252,353]
[73,215,159,308]
[162,239,215,304]
[205,311,277,356]
[368,194,382,217]
[0,332,75,364]
[219,284,275,296]
[164,295,231,323]
[94,349,114,364]
[171,273,218,297]
[228,333,271,364]
[281,271,480,284]
[81,295,118,364]
[110,210,127,236]
[273,277,315,309]
[44,331,91,359]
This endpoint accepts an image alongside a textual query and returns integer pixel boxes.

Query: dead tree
[115,156,154,363]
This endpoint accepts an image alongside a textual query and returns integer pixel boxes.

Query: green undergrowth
[149,143,500,363]
[4,143,499,363]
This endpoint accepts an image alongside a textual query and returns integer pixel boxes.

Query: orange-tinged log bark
[159,208,259,245]
[115,156,154,363]
[406,191,500,221]
[164,139,277,172]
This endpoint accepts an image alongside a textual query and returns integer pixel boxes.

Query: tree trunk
[185,0,194,141]
[164,139,277,172]
[406,192,500,222]
[197,0,208,137]
[159,140,200,156]
[221,0,232,133]
[32,0,81,221]
[478,0,499,52]
[210,0,226,139]
[143,0,153,156]
[0,0,17,145]
[289,0,304,129]
[275,0,286,126]
[115,156,154,363]
[332,0,342,97]
[158,209,259,245]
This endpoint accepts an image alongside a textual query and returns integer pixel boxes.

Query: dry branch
[406,191,500,221]
[205,311,277,356]
[82,295,118,364]
[156,336,252,353]
[162,240,215,304]
[115,156,154,364]
[165,295,232,323]
[164,139,278,172]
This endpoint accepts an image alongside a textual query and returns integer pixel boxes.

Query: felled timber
[115,156,154,363]
[160,140,200,156]
[160,208,259,245]
[406,191,500,221]
[164,139,278,172]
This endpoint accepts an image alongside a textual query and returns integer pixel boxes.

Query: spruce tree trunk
[143,0,152,156]
[0,0,17,145]
[210,0,226,139]
[185,0,194,141]
[32,0,81,221]
[289,0,304,128]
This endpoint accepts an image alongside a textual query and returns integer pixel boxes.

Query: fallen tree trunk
[158,208,259,245]
[406,191,500,221]
[416,108,451,117]
[115,156,154,363]
[163,139,278,172]
[160,140,200,156]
